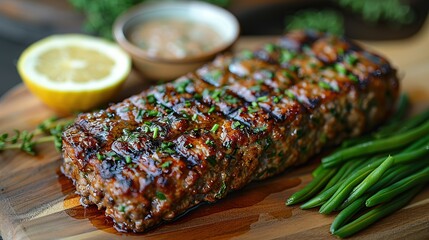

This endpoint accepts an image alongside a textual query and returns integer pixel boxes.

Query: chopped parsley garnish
[192,113,198,121]
[118,205,126,212]
[225,94,239,104]
[106,151,116,158]
[335,63,347,75]
[194,93,202,100]
[203,69,223,85]
[152,127,159,139]
[118,129,140,143]
[147,110,159,117]
[345,54,358,66]
[257,96,269,102]
[285,90,296,99]
[205,139,215,146]
[160,142,175,154]
[175,79,190,93]
[280,49,294,64]
[240,49,253,59]
[184,101,191,107]
[282,70,293,79]
[161,161,172,169]
[105,152,119,161]
[136,109,144,121]
[156,191,167,200]
[142,125,150,133]
[96,152,104,161]
[248,107,259,114]
[232,121,241,129]
[125,155,132,164]
[273,95,282,103]
[210,124,220,133]
[208,105,216,114]
[180,110,190,119]
[248,102,259,113]
[289,65,299,72]
[318,81,331,90]
[348,74,359,83]
[147,94,156,104]
[250,85,261,92]
[211,90,222,99]
[264,43,276,53]
[253,125,267,133]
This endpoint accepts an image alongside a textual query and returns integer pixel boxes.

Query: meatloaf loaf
[61,31,399,232]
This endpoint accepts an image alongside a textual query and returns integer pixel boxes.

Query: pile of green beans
[286,94,429,238]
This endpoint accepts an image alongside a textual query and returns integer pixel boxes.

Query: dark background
[0,0,428,97]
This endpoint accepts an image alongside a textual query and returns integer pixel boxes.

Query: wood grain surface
[1,23,429,239]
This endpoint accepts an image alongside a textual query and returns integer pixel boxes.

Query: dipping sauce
[129,18,223,59]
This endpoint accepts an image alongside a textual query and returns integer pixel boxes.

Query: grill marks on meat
[61,31,399,232]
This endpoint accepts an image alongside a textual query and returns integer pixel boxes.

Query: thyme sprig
[0,117,74,155]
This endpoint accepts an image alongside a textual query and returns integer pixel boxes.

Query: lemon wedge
[17,34,131,114]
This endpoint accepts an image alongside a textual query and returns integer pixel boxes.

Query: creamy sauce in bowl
[129,18,223,59]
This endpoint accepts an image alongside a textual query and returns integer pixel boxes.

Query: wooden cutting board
[1,25,429,239]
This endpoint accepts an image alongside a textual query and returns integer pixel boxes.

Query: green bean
[319,160,382,214]
[302,160,368,209]
[323,160,353,190]
[375,108,429,139]
[333,184,424,238]
[301,160,361,209]
[367,160,429,193]
[286,168,337,205]
[344,156,394,206]
[391,145,429,165]
[312,164,325,177]
[366,165,429,207]
[341,135,373,148]
[338,148,428,209]
[300,183,338,209]
[322,120,429,168]
[401,134,429,152]
[330,195,367,233]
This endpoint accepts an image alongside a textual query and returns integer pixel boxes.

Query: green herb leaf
[210,124,220,133]
[156,191,167,200]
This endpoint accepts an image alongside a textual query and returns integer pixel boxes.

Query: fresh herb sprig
[0,117,74,155]
[287,94,429,237]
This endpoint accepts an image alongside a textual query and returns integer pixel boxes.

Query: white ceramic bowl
[113,1,240,81]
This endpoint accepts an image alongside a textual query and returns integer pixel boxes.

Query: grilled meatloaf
[62,31,399,232]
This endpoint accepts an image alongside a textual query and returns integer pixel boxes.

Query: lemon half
[18,34,131,114]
